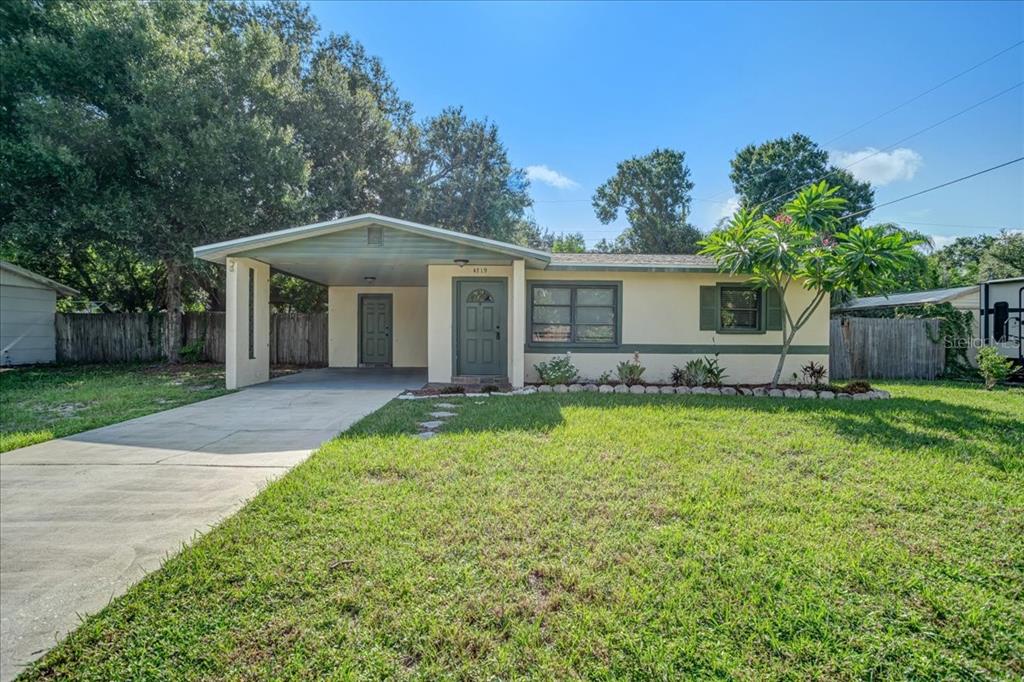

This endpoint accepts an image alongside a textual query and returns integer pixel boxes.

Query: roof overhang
[0,260,79,296]
[194,214,550,266]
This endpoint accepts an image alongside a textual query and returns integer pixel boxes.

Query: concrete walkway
[0,368,423,681]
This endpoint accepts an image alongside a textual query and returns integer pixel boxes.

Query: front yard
[0,363,230,452]
[22,382,1024,679]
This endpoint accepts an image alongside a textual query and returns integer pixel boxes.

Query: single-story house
[0,260,79,366]
[193,214,830,389]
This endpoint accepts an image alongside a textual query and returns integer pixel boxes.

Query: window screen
[531,284,617,345]
[720,286,761,331]
[247,268,255,359]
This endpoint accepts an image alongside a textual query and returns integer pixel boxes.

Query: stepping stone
[417,431,437,440]
[429,411,457,418]
[419,420,444,430]
[433,402,459,408]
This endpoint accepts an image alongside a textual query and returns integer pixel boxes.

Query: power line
[824,39,1024,146]
[757,80,1023,210]
[874,219,1020,231]
[840,157,1024,221]
[702,39,1024,202]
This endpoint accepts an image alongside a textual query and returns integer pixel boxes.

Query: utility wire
[702,39,1024,202]
[824,39,1024,145]
[757,80,1023,210]
[840,157,1024,221]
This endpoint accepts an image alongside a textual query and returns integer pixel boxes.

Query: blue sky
[310,1,1023,249]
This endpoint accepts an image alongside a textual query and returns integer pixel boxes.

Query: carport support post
[225,257,270,389]
[510,259,526,388]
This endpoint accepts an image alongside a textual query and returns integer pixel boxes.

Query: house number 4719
[472,267,489,274]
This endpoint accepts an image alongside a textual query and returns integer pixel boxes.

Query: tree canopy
[592,149,702,254]
[700,182,920,387]
[729,133,875,220]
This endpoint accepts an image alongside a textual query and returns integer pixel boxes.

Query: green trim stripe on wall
[524,344,829,354]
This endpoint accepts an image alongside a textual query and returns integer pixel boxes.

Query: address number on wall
[472,267,489,274]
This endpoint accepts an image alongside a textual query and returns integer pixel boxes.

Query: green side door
[456,280,507,377]
[360,295,392,366]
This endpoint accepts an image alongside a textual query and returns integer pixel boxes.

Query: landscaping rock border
[399,385,890,400]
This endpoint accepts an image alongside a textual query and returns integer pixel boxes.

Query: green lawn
[0,363,230,452]
[22,383,1024,680]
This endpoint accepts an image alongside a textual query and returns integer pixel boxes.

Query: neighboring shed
[832,285,979,314]
[0,261,79,366]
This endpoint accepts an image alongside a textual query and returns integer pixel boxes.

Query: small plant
[180,337,205,363]
[597,371,612,384]
[800,361,828,387]
[700,355,727,387]
[534,354,579,386]
[842,380,872,394]
[670,365,685,387]
[616,352,646,386]
[676,359,707,387]
[977,346,1015,390]
[439,385,466,394]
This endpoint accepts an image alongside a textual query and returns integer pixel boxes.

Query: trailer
[980,276,1024,367]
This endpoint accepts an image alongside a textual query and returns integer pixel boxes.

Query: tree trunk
[164,259,183,363]
[771,331,795,388]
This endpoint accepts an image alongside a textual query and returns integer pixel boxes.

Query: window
[367,226,383,246]
[466,288,494,303]
[247,268,255,359]
[719,286,761,331]
[530,283,618,345]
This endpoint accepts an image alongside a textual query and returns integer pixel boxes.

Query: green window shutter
[699,286,717,330]
[765,288,783,330]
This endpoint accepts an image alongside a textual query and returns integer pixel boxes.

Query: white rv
[981,276,1023,365]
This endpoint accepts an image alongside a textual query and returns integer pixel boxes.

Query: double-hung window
[719,286,762,332]
[530,283,618,346]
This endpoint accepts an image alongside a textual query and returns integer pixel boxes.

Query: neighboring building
[832,285,979,315]
[0,261,79,366]
[194,214,830,389]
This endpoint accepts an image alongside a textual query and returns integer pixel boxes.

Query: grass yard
[0,363,230,452]
[21,382,1024,680]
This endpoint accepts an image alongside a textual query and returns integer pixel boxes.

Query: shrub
[180,338,205,363]
[674,359,707,387]
[616,352,646,386]
[843,380,872,394]
[977,346,1015,390]
[534,354,579,386]
[597,371,612,385]
[701,355,727,387]
[800,361,828,387]
[439,385,466,394]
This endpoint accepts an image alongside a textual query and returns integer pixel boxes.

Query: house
[0,261,79,366]
[193,214,830,389]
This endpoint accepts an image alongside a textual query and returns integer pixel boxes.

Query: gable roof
[833,285,978,311]
[0,261,79,296]
[193,214,552,268]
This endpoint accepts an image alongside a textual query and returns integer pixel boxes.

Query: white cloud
[829,147,923,186]
[717,196,741,221]
[526,165,579,190]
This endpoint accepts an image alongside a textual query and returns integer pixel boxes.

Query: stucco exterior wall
[0,269,57,366]
[327,286,428,367]
[225,257,270,389]
[523,270,830,385]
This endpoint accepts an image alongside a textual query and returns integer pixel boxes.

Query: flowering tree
[700,182,920,387]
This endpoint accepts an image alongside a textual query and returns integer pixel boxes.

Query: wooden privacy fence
[830,317,944,380]
[56,312,328,366]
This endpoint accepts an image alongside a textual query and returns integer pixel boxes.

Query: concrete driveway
[0,368,423,681]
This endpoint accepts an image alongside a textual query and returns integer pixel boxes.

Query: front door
[456,280,507,377]
[359,294,392,366]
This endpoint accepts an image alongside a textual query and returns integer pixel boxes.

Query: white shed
[0,261,79,366]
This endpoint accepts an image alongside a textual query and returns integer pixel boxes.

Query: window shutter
[765,288,783,330]
[699,286,717,330]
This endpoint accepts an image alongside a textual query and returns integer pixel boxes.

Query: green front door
[360,294,392,366]
[456,280,507,377]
